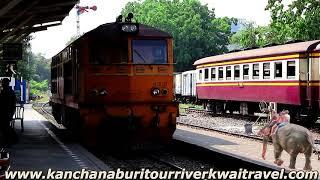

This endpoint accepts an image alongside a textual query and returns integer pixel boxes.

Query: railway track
[177,122,264,142]
[182,107,266,120]
[33,102,275,171]
[146,154,184,171]
[39,103,320,145]
[40,102,54,119]
[179,108,320,147]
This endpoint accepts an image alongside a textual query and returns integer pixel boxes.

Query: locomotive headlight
[99,89,108,96]
[90,89,99,96]
[121,24,139,33]
[162,89,168,95]
[151,88,160,96]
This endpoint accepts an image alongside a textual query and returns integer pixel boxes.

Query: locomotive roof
[84,22,172,40]
[194,40,320,66]
[52,22,172,58]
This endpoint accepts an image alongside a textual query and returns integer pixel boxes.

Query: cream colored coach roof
[315,43,320,51]
[194,40,320,66]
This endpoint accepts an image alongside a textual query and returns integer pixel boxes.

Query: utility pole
[75,4,97,37]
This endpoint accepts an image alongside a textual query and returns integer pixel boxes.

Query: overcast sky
[30,0,272,58]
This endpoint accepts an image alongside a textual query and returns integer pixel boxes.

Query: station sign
[2,43,22,61]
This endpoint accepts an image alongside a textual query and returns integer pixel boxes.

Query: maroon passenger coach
[194,40,320,124]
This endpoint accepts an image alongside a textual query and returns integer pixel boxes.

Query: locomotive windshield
[132,40,167,64]
[90,40,128,64]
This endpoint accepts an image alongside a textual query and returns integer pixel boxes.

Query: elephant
[258,122,316,170]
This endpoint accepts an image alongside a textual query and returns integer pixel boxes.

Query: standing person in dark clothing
[0,78,16,146]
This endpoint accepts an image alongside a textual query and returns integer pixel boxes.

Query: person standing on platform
[0,78,17,146]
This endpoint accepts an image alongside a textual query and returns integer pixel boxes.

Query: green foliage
[30,79,48,95]
[122,0,236,71]
[232,0,320,49]
[230,22,274,48]
[0,36,50,82]
[32,53,50,81]
[0,35,51,101]
[66,35,79,46]
[15,52,50,82]
[266,0,320,42]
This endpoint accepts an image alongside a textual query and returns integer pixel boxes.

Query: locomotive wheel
[52,104,61,123]
[60,106,67,127]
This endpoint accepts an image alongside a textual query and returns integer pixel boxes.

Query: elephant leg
[289,153,298,169]
[304,148,312,170]
[273,144,284,166]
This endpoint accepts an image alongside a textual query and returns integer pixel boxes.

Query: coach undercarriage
[202,100,318,125]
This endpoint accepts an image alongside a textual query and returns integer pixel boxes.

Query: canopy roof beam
[0,0,23,17]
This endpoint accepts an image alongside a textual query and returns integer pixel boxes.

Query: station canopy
[0,0,78,43]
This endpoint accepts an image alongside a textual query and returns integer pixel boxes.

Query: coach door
[299,55,310,108]
[306,53,319,110]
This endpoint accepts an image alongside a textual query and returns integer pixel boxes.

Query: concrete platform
[174,125,320,171]
[8,105,111,171]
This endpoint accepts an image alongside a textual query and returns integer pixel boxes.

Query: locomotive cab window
[243,65,249,80]
[132,40,167,64]
[90,40,128,64]
[263,63,270,79]
[204,68,209,81]
[226,66,231,80]
[275,62,282,78]
[287,61,296,79]
[253,64,259,79]
[234,65,240,80]
[211,68,216,81]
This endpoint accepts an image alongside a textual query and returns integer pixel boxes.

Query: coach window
[218,67,224,80]
[243,65,249,80]
[263,63,270,79]
[226,66,231,80]
[253,64,259,79]
[204,68,209,81]
[199,70,203,81]
[275,62,282,78]
[234,65,240,80]
[287,61,296,79]
[211,68,216,81]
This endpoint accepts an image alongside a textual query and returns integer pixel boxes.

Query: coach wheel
[292,108,318,127]
[216,101,225,114]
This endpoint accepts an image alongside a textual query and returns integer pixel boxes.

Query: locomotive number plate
[153,82,167,87]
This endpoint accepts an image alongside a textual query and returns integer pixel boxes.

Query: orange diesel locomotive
[50,15,178,146]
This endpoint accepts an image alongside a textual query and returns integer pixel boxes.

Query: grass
[179,103,203,114]
[32,93,50,103]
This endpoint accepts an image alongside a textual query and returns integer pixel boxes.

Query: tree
[232,0,320,50]
[0,36,36,80]
[122,0,236,71]
[266,0,320,42]
[230,22,274,48]
[66,35,78,46]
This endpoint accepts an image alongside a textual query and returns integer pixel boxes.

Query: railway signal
[75,5,97,37]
